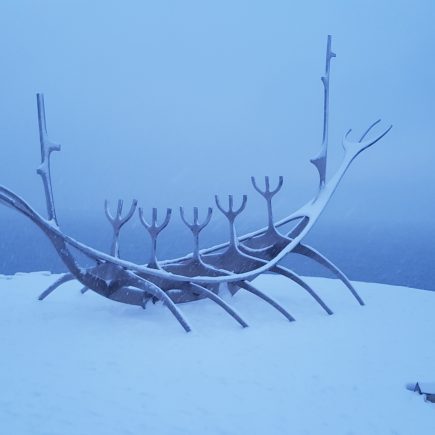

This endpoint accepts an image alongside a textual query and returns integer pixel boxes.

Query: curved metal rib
[236,281,295,322]
[38,273,75,300]
[271,265,333,315]
[189,283,248,328]
[127,273,192,332]
[294,243,364,305]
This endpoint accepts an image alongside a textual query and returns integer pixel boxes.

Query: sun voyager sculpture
[0,36,392,331]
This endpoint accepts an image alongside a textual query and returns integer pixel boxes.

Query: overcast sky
[0,0,433,230]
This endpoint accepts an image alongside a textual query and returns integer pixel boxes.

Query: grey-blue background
[0,0,433,289]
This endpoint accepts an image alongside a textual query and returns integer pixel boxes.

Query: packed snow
[0,272,434,434]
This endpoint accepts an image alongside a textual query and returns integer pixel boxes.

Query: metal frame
[0,36,391,331]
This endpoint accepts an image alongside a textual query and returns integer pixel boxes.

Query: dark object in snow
[408,382,435,403]
[0,36,392,331]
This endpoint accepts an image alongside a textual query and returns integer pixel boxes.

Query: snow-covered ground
[0,272,434,435]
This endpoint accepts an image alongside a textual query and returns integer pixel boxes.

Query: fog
[0,0,433,288]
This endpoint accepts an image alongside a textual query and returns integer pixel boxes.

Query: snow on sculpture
[0,36,392,331]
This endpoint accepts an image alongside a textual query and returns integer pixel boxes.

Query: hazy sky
[0,0,433,230]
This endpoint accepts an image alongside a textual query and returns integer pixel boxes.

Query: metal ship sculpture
[0,36,392,331]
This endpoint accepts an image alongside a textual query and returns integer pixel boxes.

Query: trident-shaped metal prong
[104,199,138,258]
[139,207,172,268]
[179,206,212,260]
[139,207,172,236]
[342,119,393,158]
[250,176,284,235]
[214,195,247,221]
[214,194,247,249]
[251,176,283,199]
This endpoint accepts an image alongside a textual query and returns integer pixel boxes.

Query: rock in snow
[0,273,434,434]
